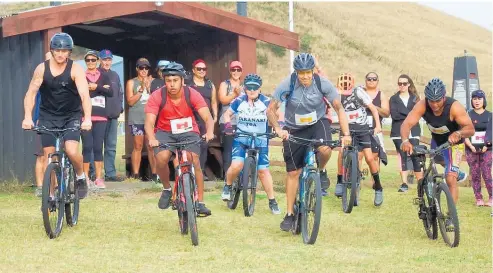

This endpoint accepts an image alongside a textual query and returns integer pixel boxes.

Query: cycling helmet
[424,78,446,101]
[244,73,262,90]
[157,60,170,70]
[293,53,316,71]
[50,33,74,50]
[337,73,355,94]
[161,62,186,77]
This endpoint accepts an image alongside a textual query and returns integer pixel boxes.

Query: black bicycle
[162,139,203,246]
[31,126,80,239]
[412,142,460,247]
[287,135,340,244]
[226,129,277,217]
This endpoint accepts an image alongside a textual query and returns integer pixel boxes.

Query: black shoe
[280,214,295,232]
[320,170,330,189]
[132,174,141,180]
[105,175,125,182]
[197,202,212,217]
[203,172,210,181]
[398,183,409,192]
[158,190,172,209]
[76,177,88,199]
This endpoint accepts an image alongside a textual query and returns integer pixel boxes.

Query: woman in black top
[389,74,423,192]
[464,90,492,207]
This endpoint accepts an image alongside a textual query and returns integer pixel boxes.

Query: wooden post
[237,35,256,75]
[43,27,62,53]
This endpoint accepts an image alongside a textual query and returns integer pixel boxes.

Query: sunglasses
[138,66,150,71]
[366,77,378,82]
[85,58,97,63]
[397,82,409,86]
[195,67,207,72]
[245,85,260,91]
[230,68,242,72]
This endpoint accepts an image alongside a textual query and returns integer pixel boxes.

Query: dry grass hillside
[2,2,491,98]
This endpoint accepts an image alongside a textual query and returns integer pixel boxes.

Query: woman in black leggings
[81,50,113,189]
[389,74,423,192]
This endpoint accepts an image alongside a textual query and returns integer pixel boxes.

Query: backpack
[155,86,201,127]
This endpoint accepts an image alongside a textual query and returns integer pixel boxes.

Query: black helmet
[293,53,315,71]
[161,62,186,78]
[424,78,446,101]
[50,33,74,50]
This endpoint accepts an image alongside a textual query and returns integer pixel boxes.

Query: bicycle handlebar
[288,135,340,148]
[28,126,80,139]
[158,138,203,149]
[234,129,277,139]
[413,142,451,156]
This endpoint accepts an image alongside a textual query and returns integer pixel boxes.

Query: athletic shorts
[349,124,371,152]
[232,139,269,170]
[37,117,81,148]
[431,139,460,178]
[153,130,201,157]
[130,124,145,136]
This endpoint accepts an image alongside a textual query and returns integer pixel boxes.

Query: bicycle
[411,142,460,247]
[287,135,340,244]
[226,129,277,217]
[161,139,203,246]
[30,126,80,239]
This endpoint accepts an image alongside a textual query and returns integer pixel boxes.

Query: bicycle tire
[341,149,358,214]
[65,165,79,227]
[42,163,65,239]
[436,182,460,247]
[183,173,199,246]
[291,201,301,235]
[242,156,257,217]
[227,176,241,210]
[177,181,188,235]
[301,171,322,244]
[417,179,437,240]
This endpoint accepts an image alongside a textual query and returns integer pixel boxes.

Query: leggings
[81,121,107,163]
[220,123,236,177]
[392,138,421,172]
[466,149,492,200]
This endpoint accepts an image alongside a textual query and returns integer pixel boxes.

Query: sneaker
[158,189,172,209]
[476,199,485,207]
[353,195,359,207]
[94,178,106,189]
[457,170,468,183]
[280,214,295,232]
[321,188,329,197]
[269,199,281,215]
[203,172,210,181]
[320,170,330,189]
[34,187,42,197]
[487,197,493,207]
[334,183,343,198]
[374,189,383,207]
[197,202,212,216]
[221,185,232,201]
[105,175,125,182]
[398,183,409,192]
[76,177,88,199]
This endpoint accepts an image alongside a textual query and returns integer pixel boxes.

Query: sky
[418,1,492,31]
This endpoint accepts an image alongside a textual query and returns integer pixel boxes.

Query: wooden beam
[43,27,62,53]
[237,35,257,75]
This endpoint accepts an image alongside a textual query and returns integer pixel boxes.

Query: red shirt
[145,87,207,134]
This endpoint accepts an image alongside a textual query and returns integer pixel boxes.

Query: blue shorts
[231,139,269,170]
[431,139,459,178]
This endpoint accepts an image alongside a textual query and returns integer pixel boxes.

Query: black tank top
[468,110,492,151]
[39,59,81,120]
[190,78,212,111]
[365,90,382,128]
[423,97,460,145]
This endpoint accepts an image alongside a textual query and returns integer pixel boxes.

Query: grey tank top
[128,78,150,125]
[219,80,244,125]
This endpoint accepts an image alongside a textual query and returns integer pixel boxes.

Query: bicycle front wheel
[227,176,241,210]
[436,182,460,247]
[417,179,437,240]
[183,173,198,246]
[301,171,322,244]
[65,165,79,227]
[242,156,258,217]
[341,149,358,214]
[42,163,65,239]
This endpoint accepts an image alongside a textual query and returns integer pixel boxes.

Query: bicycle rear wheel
[242,156,258,217]
[417,179,437,240]
[227,176,241,210]
[65,165,79,227]
[42,163,65,239]
[301,171,322,244]
[436,182,460,247]
[183,173,199,246]
[341,149,358,214]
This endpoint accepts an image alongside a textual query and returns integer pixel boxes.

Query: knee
[133,142,143,151]
[258,169,269,179]
[287,170,301,178]
[318,147,331,157]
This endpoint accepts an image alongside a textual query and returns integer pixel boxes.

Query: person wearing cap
[98,49,125,182]
[218,60,244,179]
[126,57,157,180]
[150,60,169,93]
[81,50,113,189]
[464,90,492,206]
[186,59,218,180]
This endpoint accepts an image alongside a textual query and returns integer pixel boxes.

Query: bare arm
[126,80,142,106]
[197,107,214,136]
[72,63,91,120]
[376,92,390,117]
[23,64,44,120]
[451,101,475,138]
[211,83,218,121]
[144,113,157,141]
[400,100,426,140]
[331,99,350,136]
[266,98,282,132]
[218,82,237,105]
[223,108,234,124]
[367,103,381,131]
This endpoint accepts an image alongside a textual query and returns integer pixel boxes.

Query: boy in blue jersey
[221,74,281,214]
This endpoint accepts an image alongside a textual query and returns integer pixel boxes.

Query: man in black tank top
[22,33,93,199]
[399,78,475,205]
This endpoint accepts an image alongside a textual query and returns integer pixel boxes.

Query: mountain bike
[287,135,340,244]
[31,126,80,239]
[226,129,277,217]
[412,142,460,247]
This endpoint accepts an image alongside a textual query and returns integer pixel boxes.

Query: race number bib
[91,96,105,108]
[170,117,193,134]
[346,108,365,124]
[295,111,317,126]
[427,124,450,135]
[471,131,486,144]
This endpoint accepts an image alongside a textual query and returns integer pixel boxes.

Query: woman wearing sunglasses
[464,90,492,206]
[126,58,157,180]
[81,50,113,189]
[218,61,244,180]
[389,74,423,192]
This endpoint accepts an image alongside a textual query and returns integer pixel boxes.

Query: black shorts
[154,130,201,156]
[370,135,379,153]
[37,117,81,148]
[283,118,332,172]
[349,124,371,152]
[34,134,44,156]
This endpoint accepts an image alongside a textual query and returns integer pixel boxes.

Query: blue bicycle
[227,129,277,217]
[287,135,340,244]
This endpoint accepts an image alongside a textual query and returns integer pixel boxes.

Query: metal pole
[289,1,294,73]
[237,2,247,16]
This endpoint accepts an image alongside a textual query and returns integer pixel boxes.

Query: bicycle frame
[298,145,318,207]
